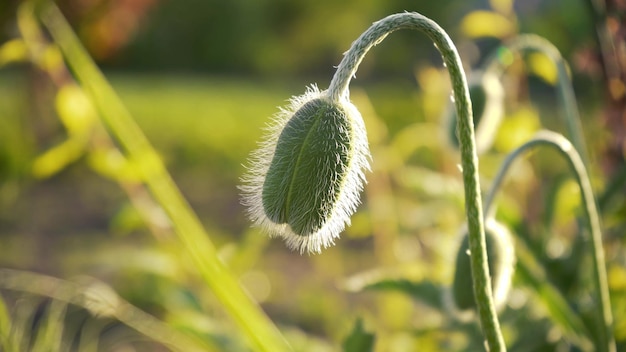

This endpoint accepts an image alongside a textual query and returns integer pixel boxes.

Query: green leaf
[31,300,67,352]
[364,279,444,311]
[0,294,12,351]
[514,239,594,351]
[342,318,375,352]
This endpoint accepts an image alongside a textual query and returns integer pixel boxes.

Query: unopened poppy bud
[445,70,504,154]
[451,219,515,313]
[241,86,370,254]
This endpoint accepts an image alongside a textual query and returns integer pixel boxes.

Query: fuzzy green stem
[485,34,590,167]
[30,3,290,351]
[328,12,505,351]
[483,130,615,352]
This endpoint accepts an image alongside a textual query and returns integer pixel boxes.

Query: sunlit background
[1,0,625,350]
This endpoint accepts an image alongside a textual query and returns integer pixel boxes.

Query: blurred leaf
[342,318,375,352]
[341,267,445,311]
[31,137,86,178]
[598,162,626,211]
[608,264,626,291]
[552,178,581,228]
[364,279,444,311]
[281,327,335,352]
[414,66,450,122]
[55,84,97,136]
[390,122,441,163]
[351,89,388,145]
[393,165,463,203]
[0,39,28,65]
[9,296,40,351]
[31,299,67,352]
[0,294,11,351]
[608,265,626,340]
[98,246,184,280]
[490,0,515,15]
[109,202,148,235]
[494,106,541,152]
[165,308,252,352]
[460,11,517,39]
[38,45,64,73]
[528,52,558,85]
[87,148,142,182]
[507,317,558,352]
[0,268,213,352]
[76,318,105,352]
[514,239,594,351]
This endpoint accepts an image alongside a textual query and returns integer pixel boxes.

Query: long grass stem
[0,269,214,352]
[29,2,291,351]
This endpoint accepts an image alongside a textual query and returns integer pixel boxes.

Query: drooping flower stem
[485,34,590,167]
[483,130,615,352]
[328,12,506,351]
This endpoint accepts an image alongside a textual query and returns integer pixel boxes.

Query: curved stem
[328,12,506,351]
[483,130,615,352]
[485,34,590,168]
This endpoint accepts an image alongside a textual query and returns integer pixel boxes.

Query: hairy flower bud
[445,70,504,154]
[451,219,515,313]
[241,86,370,254]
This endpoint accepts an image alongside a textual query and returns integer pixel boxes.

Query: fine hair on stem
[327,12,505,351]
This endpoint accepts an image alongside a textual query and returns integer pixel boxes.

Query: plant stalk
[328,12,506,351]
[31,2,291,351]
[485,34,590,168]
[483,130,615,352]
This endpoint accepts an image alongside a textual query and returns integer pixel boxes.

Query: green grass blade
[514,239,594,351]
[9,296,40,352]
[77,319,105,352]
[28,2,290,351]
[0,294,12,351]
[342,318,375,352]
[31,300,67,352]
[0,269,217,352]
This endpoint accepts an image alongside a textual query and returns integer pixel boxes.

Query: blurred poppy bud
[241,86,370,254]
[445,70,504,154]
[451,218,515,313]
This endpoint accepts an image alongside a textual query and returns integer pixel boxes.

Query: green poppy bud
[451,219,515,313]
[241,86,370,254]
[445,70,504,154]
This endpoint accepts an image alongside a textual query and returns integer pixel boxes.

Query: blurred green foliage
[47,0,593,79]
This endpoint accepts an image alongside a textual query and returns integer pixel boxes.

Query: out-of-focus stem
[485,34,590,168]
[483,130,615,352]
[29,2,291,351]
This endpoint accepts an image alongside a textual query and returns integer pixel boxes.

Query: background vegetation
[0,0,625,350]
